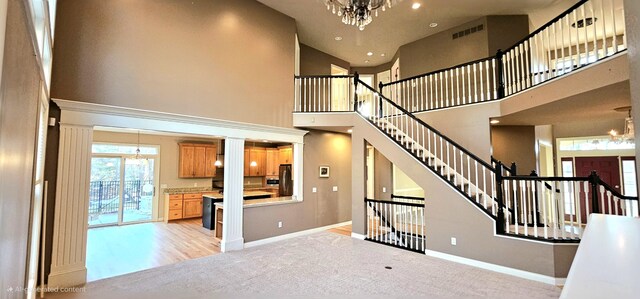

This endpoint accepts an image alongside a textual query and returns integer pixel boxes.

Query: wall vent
[452,24,484,40]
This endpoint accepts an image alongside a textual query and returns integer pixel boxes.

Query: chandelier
[325,0,395,31]
[609,107,635,144]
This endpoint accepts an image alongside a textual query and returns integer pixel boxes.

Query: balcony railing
[88,180,153,214]
[378,0,627,113]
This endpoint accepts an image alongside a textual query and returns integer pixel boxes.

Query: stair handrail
[356,77,495,172]
[294,74,354,79]
[594,175,639,201]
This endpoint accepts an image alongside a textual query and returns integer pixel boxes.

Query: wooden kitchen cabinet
[165,193,203,221]
[278,145,293,165]
[183,198,203,218]
[178,143,217,178]
[266,148,279,176]
[244,147,267,176]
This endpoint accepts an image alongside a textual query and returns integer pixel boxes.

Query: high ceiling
[257,0,570,66]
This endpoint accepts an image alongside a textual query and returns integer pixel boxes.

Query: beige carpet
[47,232,561,298]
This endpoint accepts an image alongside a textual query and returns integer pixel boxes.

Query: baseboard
[244,221,352,248]
[47,266,87,288]
[424,250,565,286]
[351,232,366,240]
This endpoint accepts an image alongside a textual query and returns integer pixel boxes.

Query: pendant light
[129,130,147,165]
[250,141,257,167]
[214,139,223,167]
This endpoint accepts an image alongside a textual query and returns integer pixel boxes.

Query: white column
[48,125,93,287]
[292,142,304,200]
[221,137,245,252]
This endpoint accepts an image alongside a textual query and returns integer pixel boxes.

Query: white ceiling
[257,0,572,67]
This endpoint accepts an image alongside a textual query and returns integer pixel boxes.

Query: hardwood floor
[86,219,220,282]
[327,224,352,236]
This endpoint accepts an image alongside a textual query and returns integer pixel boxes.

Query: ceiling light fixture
[609,107,634,144]
[214,139,223,167]
[347,129,353,133]
[490,119,500,125]
[429,22,438,28]
[129,130,148,165]
[335,36,343,41]
[325,0,397,31]
[365,60,370,63]
[412,3,421,9]
[367,52,373,56]
[380,53,386,57]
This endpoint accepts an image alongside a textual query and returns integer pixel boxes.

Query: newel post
[589,170,600,214]
[496,49,506,99]
[495,161,506,234]
[510,162,517,175]
[353,72,360,112]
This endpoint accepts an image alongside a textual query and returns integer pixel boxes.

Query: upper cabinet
[244,147,267,177]
[179,143,217,178]
[278,145,293,165]
[266,148,279,176]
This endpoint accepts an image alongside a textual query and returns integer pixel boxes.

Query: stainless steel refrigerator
[279,164,293,196]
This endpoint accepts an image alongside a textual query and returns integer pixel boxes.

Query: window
[92,143,159,155]
[561,159,575,215]
[622,158,637,197]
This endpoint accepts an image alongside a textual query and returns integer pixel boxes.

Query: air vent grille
[452,24,484,40]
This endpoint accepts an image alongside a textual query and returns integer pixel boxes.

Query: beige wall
[625,0,640,176]
[300,43,350,75]
[243,130,352,242]
[51,0,296,128]
[486,15,529,54]
[491,126,537,175]
[373,147,392,200]
[397,18,489,79]
[0,0,41,294]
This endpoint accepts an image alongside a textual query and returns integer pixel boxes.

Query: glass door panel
[89,157,122,226]
[122,158,156,223]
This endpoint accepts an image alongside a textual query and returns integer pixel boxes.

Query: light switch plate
[278,221,283,228]
[451,237,457,246]
[312,187,317,193]
[382,187,387,193]
[332,186,338,192]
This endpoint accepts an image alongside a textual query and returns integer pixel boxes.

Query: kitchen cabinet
[164,192,203,221]
[266,148,279,176]
[178,143,217,178]
[244,147,266,177]
[278,145,293,165]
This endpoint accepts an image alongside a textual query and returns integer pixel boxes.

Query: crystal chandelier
[609,108,635,144]
[325,0,395,31]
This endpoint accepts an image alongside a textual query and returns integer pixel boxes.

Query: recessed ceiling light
[429,22,438,28]
[262,140,269,142]
[367,52,373,56]
[490,119,500,125]
[412,3,421,9]
[365,60,370,63]
[347,129,353,133]
[335,36,343,41]
[380,53,386,57]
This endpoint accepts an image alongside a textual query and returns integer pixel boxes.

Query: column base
[221,237,244,252]
[47,266,87,288]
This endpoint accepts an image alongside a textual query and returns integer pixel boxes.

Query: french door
[89,149,159,227]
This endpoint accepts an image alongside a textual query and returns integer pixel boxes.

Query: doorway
[366,145,375,199]
[89,143,160,227]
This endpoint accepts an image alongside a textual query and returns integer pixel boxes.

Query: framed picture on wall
[319,166,330,178]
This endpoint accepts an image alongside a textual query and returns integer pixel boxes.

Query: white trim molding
[244,221,352,248]
[424,250,566,286]
[350,232,366,240]
[53,99,308,143]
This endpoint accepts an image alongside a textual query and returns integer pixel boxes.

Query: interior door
[575,156,622,216]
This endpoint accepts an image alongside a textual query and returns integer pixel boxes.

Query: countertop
[561,214,640,298]
[203,190,275,200]
[164,186,278,195]
[214,196,296,208]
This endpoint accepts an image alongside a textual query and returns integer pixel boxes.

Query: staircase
[293,0,638,245]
